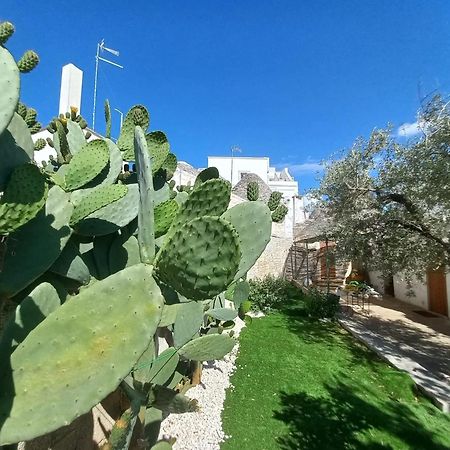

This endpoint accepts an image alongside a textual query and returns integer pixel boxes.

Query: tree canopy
[316,97,450,278]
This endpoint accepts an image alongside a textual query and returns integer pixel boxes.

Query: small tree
[316,96,450,279]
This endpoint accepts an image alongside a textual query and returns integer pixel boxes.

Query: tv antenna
[92,39,123,131]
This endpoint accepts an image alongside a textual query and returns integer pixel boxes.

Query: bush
[304,288,340,320]
[249,275,297,312]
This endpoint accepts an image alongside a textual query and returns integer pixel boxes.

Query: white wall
[368,271,386,294]
[207,156,269,186]
[393,274,428,309]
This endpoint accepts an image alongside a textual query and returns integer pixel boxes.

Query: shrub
[304,288,340,320]
[249,275,297,312]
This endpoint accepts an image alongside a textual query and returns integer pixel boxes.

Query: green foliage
[249,275,297,312]
[303,288,340,320]
[316,96,450,276]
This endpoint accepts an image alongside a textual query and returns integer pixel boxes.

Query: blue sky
[3,1,450,191]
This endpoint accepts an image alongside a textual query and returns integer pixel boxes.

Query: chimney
[59,63,83,116]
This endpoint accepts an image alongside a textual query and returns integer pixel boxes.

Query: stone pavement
[338,295,450,412]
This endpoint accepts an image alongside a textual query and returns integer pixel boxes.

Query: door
[427,269,448,316]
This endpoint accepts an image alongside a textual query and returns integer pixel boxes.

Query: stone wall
[247,221,293,279]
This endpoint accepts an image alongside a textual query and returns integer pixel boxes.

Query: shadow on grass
[279,293,383,370]
[274,377,450,450]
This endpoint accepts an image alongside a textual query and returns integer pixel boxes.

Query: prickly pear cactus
[267,191,282,211]
[0,28,272,447]
[272,203,289,222]
[246,180,259,201]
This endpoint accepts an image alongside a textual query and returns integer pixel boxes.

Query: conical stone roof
[232,173,272,203]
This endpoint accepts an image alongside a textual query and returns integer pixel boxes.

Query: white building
[207,155,308,237]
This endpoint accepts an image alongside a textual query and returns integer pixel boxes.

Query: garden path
[339,295,450,413]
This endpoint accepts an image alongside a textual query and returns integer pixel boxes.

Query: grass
[221,292,450,450]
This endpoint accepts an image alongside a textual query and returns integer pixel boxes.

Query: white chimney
[58,63,83,115]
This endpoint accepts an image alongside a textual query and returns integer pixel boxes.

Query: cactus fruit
[64,140,110,190]
[17,50,39,73]
[0,46,20,136]
[0,164,48,235]
[267,191,282,211]
[246,181,259,201]
[33,137,46,151]
[0,264,164,445]
[221,201,272,281]
[0,21,14,45]
[178,334,236,361]
[272,203,288,222]
[155,216,241,300]
[70,184,128,227]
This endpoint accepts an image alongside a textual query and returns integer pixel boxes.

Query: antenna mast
[92,39,123,131]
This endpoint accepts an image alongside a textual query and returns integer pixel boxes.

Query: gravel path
[159,318,247,449]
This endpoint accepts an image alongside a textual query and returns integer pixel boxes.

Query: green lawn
[221,296,450,450]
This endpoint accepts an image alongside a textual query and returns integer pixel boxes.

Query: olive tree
[316,97,450,279]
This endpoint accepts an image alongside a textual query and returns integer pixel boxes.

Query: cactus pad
[0,186,73,300]
[147,131,170,173]
[155,216,240,300]
[0,21,15,45]
[246,181,259,201]
[0,46,20,135]
[17,50,39,73]
[194,167,219,187]
[154,199,179,237]
[267,191,282,211]
[178,334,236,361]
[70,184,128,227]
[0,282,60,360]
[73,184,139,236]
[221,201,272,280]
[33,137,46,151]
[170,179,231,232]
[0,164,48,235]
[64,140,109,191]
[141,347,180,386]
[66,120,87,154]
[173,301,204,347]
[161,153,177,179]
[0,264,164,444]
[118,105,149,157]
[272,203,288,222]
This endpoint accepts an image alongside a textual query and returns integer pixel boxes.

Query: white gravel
[158,317,248,450]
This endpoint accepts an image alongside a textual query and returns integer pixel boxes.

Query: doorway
[427,268,448,316]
